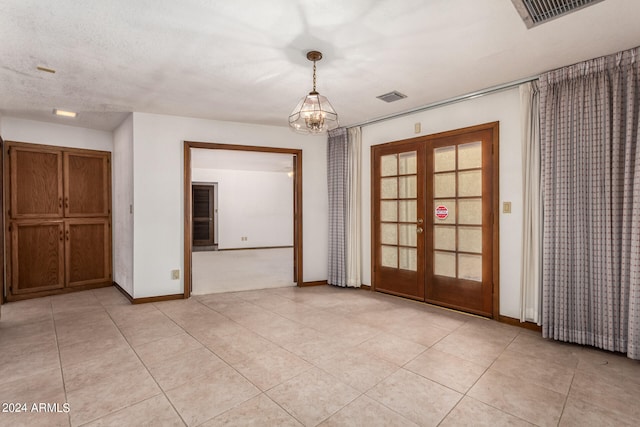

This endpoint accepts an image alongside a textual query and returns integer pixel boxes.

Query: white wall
[361,88,523,318]
[192,168,293,249]
[113,114,134,295]
[0,117,113,152]
[132,112,328,298]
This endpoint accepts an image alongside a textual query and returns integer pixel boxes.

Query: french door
[373,123,497,317]
[373,142,426,300]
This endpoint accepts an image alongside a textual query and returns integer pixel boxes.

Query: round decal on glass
[435,205,449,220]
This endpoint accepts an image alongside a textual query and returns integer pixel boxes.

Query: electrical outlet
[414,122,421,133]
[171,269,180,280]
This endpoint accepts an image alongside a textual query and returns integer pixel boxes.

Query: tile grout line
[50,297,72,427]
[557,371,578,426]
[242,289,474,425]
[61,291,170,426]
[150,299,281,426]
[93,297,188,427]
[253,289,464,426]
[191,294,367,426]
[453,329,538,426]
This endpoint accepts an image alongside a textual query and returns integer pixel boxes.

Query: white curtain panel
[519,81,542,324]
[347,127,362,287]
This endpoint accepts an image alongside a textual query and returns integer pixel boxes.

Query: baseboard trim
[218,246,294,252]
[113,282,184,305]
[299,280,328,287]
[113,281,133,303]
[498,315,542,332]
[6,281,112,302]
[132,294,184,304]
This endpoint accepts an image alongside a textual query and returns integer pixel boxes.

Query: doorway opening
[183,142,302,298]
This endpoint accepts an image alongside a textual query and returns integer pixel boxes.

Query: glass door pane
[379,151,418,272]
[432,142,483,282]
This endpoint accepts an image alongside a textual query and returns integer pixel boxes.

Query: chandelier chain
[312,60,317,92]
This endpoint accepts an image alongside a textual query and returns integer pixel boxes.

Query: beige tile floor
[0,285,639,426]
[192,248,294,295]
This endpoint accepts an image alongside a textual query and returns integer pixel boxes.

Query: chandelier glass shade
[288,51,339,134]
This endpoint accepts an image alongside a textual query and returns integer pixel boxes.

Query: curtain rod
[347,75,539,129]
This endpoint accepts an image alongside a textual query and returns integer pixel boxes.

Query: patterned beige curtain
[327,128,348,286]
[327,127,362,288]
[540,47,640,359]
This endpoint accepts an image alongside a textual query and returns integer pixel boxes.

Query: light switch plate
[503,202,512,214]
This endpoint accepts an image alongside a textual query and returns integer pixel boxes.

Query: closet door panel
[64,152,110,217]
[65,218,111,287]
[10,146,63,219]
[11,221,65,294]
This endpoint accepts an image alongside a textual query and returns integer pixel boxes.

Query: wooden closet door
[10,146,63,219]
[65,218,111,287]
[64,152,110,217]
[11,221,65,294]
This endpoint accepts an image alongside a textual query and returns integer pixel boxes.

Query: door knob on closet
[416,226,424,234]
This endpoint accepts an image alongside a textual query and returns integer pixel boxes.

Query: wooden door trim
[183,141,303,299]
[371,122,500,319]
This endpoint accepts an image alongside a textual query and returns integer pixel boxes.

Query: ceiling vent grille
[511,0,604,28]
[377,91,407,103]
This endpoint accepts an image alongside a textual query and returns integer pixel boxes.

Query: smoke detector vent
[377,91,407,103]
[511,0,604,28]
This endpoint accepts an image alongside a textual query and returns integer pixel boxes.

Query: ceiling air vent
[377,91,407,103]
[511,0,604,28]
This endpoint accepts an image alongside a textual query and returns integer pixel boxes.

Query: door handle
[60,230,63,241]
[66,230,70,241]
[416,227,424,234]
[64,197,69,208]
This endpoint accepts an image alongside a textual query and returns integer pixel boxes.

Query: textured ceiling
[1,0,639,132]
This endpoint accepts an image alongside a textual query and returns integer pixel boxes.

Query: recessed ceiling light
[37,66,56,73]
[53,109,77,118]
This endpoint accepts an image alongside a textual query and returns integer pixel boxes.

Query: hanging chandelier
[288,50,339,134]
